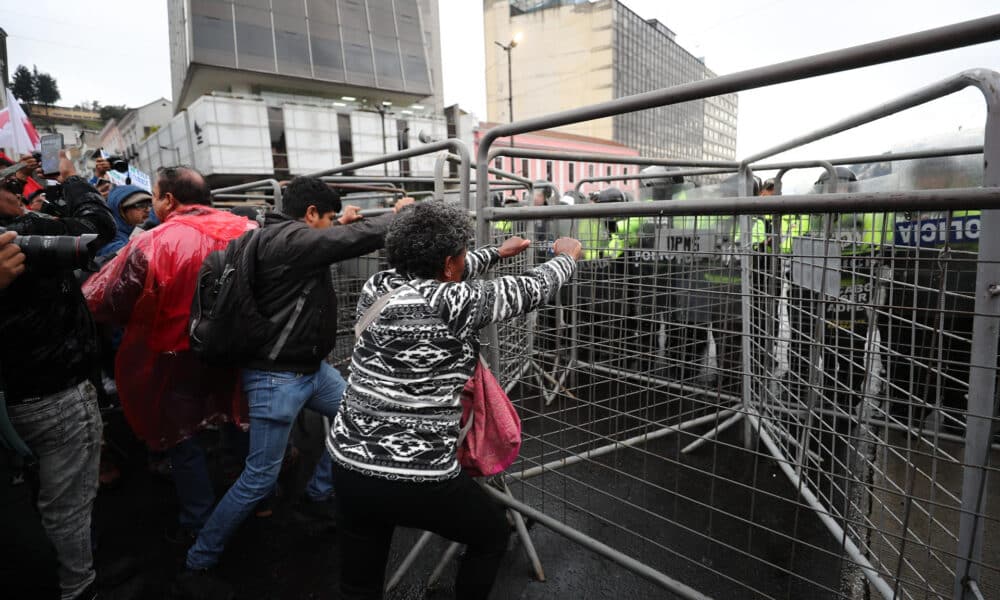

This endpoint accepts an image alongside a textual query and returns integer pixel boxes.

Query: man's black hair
[156,166,211,206]
[283,176,341,219]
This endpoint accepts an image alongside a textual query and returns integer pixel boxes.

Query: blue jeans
[166,437,215,532]
[7,382,102,600]
[186,363,346,569]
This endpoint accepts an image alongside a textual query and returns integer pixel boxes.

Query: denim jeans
[8,382,102,600]
[166,436,215,532]
[186,363,346,569]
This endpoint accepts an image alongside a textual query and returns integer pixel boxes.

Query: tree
[11,65,36,104]
[99,104,129,122]
[35,73,61,107]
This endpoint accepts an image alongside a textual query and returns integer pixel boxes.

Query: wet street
[92,393,843,600]
[93,411,674,599]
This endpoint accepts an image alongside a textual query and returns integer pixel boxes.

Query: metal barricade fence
[216,169,998,598]
[472,14,1000,599]
[206,14,1000,598]
[479,192,1000,599]
[260,177,999,598]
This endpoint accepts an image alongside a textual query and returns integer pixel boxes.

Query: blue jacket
[98,185,146,257]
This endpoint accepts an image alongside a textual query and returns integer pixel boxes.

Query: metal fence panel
[479,199,999,599]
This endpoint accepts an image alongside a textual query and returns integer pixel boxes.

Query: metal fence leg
[681,411,743,455]
[499,478,546,581]
[385,530,434,592]
[427,542,462,589]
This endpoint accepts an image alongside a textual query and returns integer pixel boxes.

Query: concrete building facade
[483,0,738,163]
[169,0,444,113]
[141,0,448,183]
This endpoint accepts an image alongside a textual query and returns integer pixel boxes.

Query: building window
[522,159,529,177]
[568,163,575,183]
[234,4,275,72]
[191,0,237,67]
[396,119,410,176]
[337,113,354,174]
[623,168,628,177]
[545,161,553,182]
[495,157,503,170]
[606,166,612,177]
[589,164,595,178]
[268,106,287,174]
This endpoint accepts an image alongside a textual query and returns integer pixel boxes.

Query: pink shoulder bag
[456,355,522,477]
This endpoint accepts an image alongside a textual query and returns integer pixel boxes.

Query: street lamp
[494,31,523,147]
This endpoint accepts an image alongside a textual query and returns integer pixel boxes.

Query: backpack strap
[354,287,405,339]
[267,278,318,362]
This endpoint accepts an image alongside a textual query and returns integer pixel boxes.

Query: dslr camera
[0,226,99,271]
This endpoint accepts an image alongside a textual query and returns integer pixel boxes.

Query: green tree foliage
[11,65,36,103]
[99,104,129,122]
[35,73,61,107]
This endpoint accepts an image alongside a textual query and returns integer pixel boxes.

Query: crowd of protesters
[0,149,583,600]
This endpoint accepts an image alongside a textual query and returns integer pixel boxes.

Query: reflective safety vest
[607,213,649,257]
[577,217,616,261]
[778,214,813,254]
[777,212,894,256]
[733,216,768,247]
[671,190,766,247]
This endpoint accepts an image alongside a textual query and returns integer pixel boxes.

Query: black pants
[332,463,510,600]
[0,452,60,600]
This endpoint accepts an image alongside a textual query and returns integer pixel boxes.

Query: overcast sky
[2,0,998,165]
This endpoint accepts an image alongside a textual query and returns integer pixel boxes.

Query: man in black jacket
[0,161,115,600]
[183,176,413,576]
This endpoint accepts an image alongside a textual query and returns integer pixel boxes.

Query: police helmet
[596,187,626,203]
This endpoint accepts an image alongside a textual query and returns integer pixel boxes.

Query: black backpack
[190,227,319,366]
[188,228,270,366]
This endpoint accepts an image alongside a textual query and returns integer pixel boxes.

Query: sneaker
[171,569,234,600]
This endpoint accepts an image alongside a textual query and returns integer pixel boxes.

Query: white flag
[0,89,42,156]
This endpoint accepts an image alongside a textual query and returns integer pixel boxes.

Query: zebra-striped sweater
[328,246,577,481]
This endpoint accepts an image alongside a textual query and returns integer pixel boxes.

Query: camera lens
[14,233,99,270]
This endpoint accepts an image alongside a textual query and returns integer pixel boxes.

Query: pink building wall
[473,123,641,202]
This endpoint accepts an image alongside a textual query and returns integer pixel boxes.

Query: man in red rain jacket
[83,166,254,543]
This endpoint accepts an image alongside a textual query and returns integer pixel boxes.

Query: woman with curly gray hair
[328,200,581,599]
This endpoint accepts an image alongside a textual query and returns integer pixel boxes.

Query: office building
[136,0,447,182]
[484,0,738,163]
[170,0,443,112]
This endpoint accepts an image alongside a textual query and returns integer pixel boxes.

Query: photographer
[0,159,115,600]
